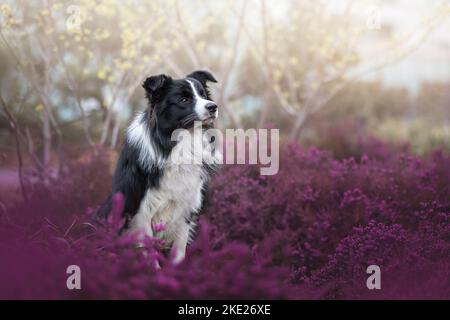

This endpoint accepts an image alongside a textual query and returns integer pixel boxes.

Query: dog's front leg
[171,221,191,264]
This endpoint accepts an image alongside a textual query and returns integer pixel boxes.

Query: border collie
[98,70,221,263]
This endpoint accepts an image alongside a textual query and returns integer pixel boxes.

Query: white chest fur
[129,126,220,247]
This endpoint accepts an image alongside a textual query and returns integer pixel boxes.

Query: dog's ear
[186,70,218,87]
[142,74,171,104]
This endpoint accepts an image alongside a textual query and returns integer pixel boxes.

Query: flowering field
[1,139,449,299]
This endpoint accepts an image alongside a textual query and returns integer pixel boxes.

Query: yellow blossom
[0,4,11,16]
[51,3,62,11]
[97,70,106,80]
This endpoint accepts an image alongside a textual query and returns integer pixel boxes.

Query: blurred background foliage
[0,0,449,171]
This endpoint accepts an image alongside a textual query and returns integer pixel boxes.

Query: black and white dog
[98,70,221,263]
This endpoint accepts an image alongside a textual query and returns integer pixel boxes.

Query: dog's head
[142,70,218,133]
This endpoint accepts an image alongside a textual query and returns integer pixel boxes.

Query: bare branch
[0,94,28,200]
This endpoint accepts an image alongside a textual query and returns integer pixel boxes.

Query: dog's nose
[205,102,217,113]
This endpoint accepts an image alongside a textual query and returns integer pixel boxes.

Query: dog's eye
[180,97,191,103]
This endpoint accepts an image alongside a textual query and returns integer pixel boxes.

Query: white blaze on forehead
[186,79,213,119]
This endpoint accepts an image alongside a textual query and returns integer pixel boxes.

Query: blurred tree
[0,0,249,161]
[416,83,450,122]
[0,0,449,178]
[236,0,450,139]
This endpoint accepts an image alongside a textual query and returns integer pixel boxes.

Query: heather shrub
[0,141,449,299]
[205,142,450,297]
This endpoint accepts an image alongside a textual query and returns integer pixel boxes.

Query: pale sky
[269,0,450,95]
